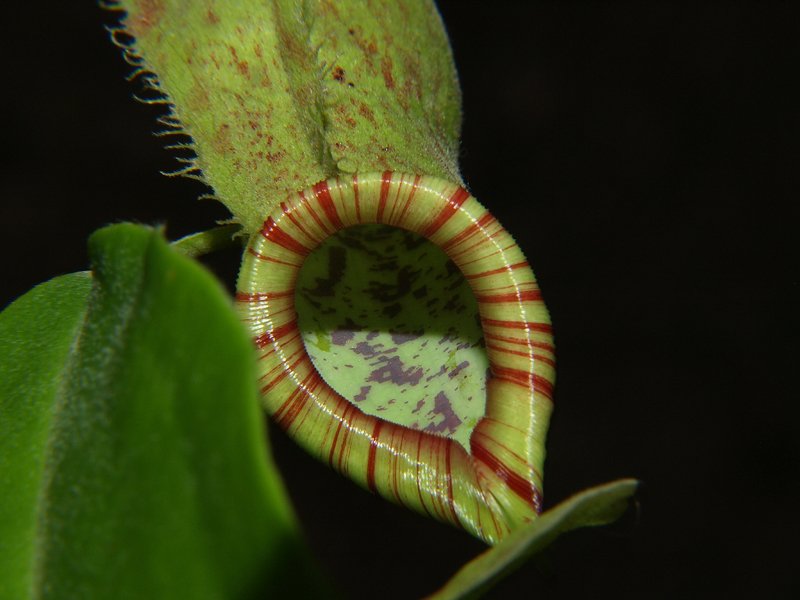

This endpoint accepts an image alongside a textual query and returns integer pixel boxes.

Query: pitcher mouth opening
[235,171,554,545]
[294,222,489,452]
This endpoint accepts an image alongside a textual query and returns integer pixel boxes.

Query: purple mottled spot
[426,365,448,382]
[303,245,346,297]
[366,355,423,386]
[352,341,392,357]
[445,260,460,278]
[391,332,421,345]
[448,361,470,379]
[383,302,402,318]
[402,230,428,251]
[365,265,420,302]
[331,330,356,346]
[353,386,371,402]
[423,391,463,436]
[438,332,457,346]
[411,399,426,414]
[442,294,466,313]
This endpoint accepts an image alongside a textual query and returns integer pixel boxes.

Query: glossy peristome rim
[236,171,555,545]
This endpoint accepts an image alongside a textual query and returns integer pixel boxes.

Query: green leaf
[0,224,332,599]
[170,224,242,258]
[424,479,640,600]
[113,0,462,235]
[0,272,93,600]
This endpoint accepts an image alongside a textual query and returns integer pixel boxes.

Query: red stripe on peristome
[254,320,297,349]
[260,217,311,256]
[476,290,543,304]
[282,201,315,241]
[533,374,555,400]
[236,291,294,302]
[275,367,323,431]
[336,402,355,473]
[274,386,308,431]
[328,402,350,468]
[472,428,531,470]
[457,242,519,269]
[482,318,554,334]
[253,304,296,321]
[427,436,446,523]
[254,332,274,349]
[313,179,344,230]
[260,349,306,394]
[352,174,362,221]
[289,369,326,431]
[298,190,332,238]
[485,342,556,366]
[445,439,461,525]
[247,247,299,267]
[366,419,384,493]
[395,174,421,224]
[471,441,537,507]
[391,426,404,506]
[449,186,471,207]
[414,432,434,519]
[491,364,534,387]
[422,186,470,238]
[484,332,555,352]
[490,366,555,400]
[439,211,495,253]
[466,261,529,280]
[377,171,392,222]
[456,247,504,268]
[273,372,308,422]
[258,329,302,355]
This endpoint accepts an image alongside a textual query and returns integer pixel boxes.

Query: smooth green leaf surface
[425,479,640,600]
[0,224,330,599]
[0,272,93,600]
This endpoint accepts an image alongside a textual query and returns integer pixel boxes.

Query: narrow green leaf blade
[0,272,93,600]
[170,224,242,258]
[1,224,332,599]
[425,479,640,600]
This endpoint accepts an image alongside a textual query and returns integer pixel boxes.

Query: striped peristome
[236,171,555,545]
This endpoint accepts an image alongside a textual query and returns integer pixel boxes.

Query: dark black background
[2,2,798,599]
